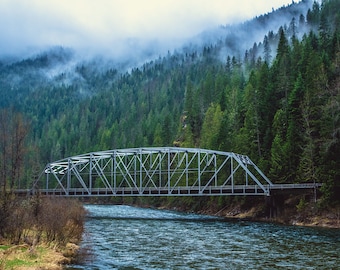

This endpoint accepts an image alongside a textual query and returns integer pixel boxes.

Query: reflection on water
[68,205,340,269]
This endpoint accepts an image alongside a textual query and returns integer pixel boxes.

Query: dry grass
[0,196,85,269]
[0,242,74,270]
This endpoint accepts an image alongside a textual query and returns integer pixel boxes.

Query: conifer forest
[0,0,339,206]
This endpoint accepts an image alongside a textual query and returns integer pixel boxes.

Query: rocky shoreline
[174,197,340,229]
[206,205,340,229]
[88,195,340,229]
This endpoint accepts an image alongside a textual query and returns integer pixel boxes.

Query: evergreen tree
[298,45,327,183]
[237,72,260,158]
[263,35,272,64]
[200,103,223,150]
[306,1,320,28]
[285,73,305,182]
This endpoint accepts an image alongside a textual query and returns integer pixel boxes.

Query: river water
[68,204,340,269]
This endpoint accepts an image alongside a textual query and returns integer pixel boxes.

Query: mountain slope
[0,0,339,204]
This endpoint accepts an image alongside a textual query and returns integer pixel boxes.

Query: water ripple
[67,205,340,270]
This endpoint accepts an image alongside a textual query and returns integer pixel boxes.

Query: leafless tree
[0,108,29,237]
[0,108,29,192]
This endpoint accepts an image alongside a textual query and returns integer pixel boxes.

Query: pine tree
[237,72,261,158]
[285,73,305,182]
[200,104,223,150]
[298,43,327,183]
[272,27,292,139]
[263,35,272,64]
[256,62,274,164]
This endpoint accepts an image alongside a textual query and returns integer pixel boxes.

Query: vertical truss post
[231,156,234,193]
[46,164,50,190]
[139,150,142,193]
[89,153,93,193]
[167,149,171,193]
[134,153,137,190]
[110,155,113,189]
[245,164,248,186]
[113,152,116,193]
[214,154,217,186]
[198,151,201,193]
[159,151,161,188]
[186,151,188,188]
[67,158,71,193]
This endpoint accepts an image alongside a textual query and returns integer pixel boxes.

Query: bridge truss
[33,147,274,197]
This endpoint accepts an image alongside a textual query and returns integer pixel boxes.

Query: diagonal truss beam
[33,147,273,197]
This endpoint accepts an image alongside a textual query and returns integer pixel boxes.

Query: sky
[0,0,295,59]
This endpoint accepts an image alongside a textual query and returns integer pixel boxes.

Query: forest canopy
[0,0,339,205]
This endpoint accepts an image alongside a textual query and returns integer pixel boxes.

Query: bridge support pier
[265,194,284,219]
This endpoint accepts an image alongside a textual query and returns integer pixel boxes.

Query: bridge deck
[17,183,320,197]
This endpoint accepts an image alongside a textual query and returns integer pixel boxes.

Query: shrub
[0,194,86,247]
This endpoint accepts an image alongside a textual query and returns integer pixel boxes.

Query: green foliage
[200,103,223,149]
[5,258,34,269]
[296,197,307,212]
[0,0,339,204]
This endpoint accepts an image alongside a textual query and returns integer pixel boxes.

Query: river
[67,204,340,269]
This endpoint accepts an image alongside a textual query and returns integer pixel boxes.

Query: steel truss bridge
[31,147,320,197]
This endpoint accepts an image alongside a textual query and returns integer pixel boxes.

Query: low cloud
[0,0,295,60]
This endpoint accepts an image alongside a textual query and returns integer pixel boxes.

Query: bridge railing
[28,184,269,197]
[16,182,321,198]
[269,183,322,190]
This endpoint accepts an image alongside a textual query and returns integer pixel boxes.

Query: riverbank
[85,194,340,229]
[127,195,340,229]
[205,202,340,229]
[0,196,86,269]
[65,204,340,269]
[175,196,340,229]
[0,242,79,270]
[6,197,333,269]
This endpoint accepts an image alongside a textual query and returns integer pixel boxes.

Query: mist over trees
[0,0,339,205]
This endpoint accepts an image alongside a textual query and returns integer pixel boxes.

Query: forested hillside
[0,0,339,205]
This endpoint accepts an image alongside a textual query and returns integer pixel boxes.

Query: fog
[1,0,296,60]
